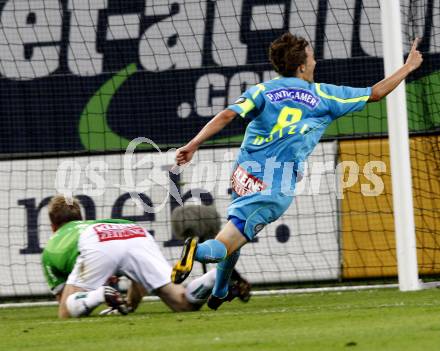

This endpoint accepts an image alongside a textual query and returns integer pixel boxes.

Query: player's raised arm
[369,38,423,102]
[175,109,237,166]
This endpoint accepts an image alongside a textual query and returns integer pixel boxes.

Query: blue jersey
[226,76,371,240]
[228,78,371,240]
[227,77,371,173]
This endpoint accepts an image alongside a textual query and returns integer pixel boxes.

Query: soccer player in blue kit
[171,33,423,309]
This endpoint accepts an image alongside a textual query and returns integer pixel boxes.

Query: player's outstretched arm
[369,38,423,102]
[175,109,237,166]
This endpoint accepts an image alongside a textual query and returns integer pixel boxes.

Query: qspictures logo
[54,137,387,213]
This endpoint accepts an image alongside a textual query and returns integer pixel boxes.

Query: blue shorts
[227,149,297,241]
[228,190,294,241]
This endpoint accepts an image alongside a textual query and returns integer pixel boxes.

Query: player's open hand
[405,38,423,72]
[175,143,197,166]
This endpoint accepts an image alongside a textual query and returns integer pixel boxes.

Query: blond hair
[48,195,82,228]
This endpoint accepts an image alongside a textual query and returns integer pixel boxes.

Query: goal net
[0,0,439,297]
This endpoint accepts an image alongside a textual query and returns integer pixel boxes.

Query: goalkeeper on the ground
[41,195,248,318]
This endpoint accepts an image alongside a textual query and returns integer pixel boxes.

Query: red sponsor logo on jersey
[94,224,147,242]
[231,165,267,196]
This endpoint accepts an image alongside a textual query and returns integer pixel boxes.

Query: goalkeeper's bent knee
[66,292,93,317]
[65,287,105,317]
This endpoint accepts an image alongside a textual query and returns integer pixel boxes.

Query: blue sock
[212,250,240,298]
[195,239,227,263]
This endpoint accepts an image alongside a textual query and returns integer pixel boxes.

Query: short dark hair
[269,33,309,77]
[48,195,82,228]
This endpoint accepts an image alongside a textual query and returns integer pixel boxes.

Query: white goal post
[380,0,420,291]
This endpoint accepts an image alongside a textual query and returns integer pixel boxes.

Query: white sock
[66,287,105,317]
[185,269,216,305]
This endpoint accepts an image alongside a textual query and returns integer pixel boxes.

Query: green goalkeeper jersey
[41,219,132,294]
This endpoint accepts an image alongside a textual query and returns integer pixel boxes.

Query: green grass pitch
[2,288,440,351]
